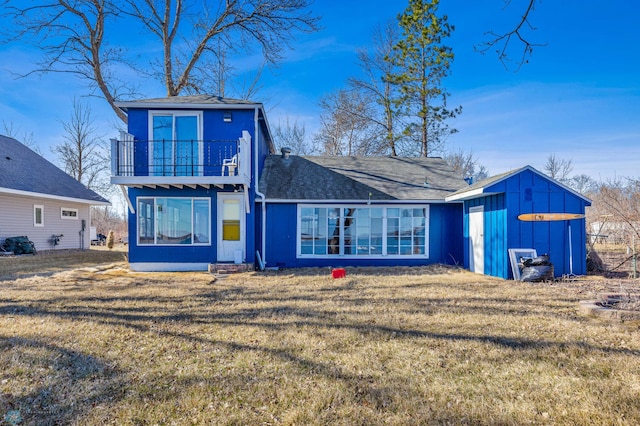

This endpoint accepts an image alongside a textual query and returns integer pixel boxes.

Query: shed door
[469,206,485,274]
[217,194,245,262]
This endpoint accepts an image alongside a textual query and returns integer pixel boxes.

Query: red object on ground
[332,268,346,279]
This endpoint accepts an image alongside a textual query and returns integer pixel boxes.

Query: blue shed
[446,166,591,279]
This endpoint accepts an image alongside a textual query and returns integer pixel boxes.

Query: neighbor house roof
[259,155,468,202]
[445,165,592,204]
[0,135,110,205]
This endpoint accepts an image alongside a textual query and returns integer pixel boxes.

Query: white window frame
[137,197,211,246]
[61,207,79,220]
[148,110,204,176]
[34,204,44,227]
[296,204,429,259]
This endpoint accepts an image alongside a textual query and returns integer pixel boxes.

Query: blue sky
[1,0,639,181]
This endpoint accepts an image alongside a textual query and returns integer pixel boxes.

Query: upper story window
[149,111,203,176]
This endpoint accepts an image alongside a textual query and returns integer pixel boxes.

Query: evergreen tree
[388,0,460,157]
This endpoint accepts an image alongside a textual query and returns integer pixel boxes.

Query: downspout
[254,107,267,270]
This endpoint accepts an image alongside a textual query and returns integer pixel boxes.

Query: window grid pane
[138,198,209,246]
[299,206,427,257]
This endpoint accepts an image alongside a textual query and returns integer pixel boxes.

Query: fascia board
[0,187,110,205]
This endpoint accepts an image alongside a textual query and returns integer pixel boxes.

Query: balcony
[110,130,251,188]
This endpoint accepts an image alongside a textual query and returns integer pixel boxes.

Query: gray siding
[0,193,92,251]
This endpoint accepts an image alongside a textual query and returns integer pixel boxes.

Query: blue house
[111,95,590,279]
[258,153,466,268]
[111,95,274,271]
[445,166,592,279]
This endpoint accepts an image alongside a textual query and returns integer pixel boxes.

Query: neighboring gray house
[0,135,109,252]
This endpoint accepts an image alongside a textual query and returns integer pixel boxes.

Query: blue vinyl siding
[264,203,462,268]
[127,108,258,177]
[462,169,590,279]
[127,186,256,266]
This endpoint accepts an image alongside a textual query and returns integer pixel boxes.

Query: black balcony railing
[112,139,240,177]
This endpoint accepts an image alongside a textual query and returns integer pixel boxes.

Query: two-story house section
[110,95,274,272]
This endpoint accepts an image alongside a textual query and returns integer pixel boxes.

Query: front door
[469,205,485,274]
[217,193,245,262]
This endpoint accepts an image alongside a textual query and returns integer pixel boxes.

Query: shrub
[106,230,115,250]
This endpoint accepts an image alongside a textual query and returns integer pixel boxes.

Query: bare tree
[91,205,127,240]
[2,0,320,122]
[569,174,597,195]
[588,179,640,267]
[2,121,41,154]
[543,154,573,182]
[53,99,111,196]
[272,116,314,155]
[348,21,403,156]
[475,0,546,70]
[443,149,489,181]
[314,90,380,156]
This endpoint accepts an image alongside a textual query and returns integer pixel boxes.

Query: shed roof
[259,155,467,202]
[445,165,592,204]
[0,135,110,205]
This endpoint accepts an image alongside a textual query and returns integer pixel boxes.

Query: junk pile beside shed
[518,254,554,282]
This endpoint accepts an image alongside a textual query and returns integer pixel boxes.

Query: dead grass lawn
[1,257,640,425]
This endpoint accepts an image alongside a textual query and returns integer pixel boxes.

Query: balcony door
[150,112,202,176]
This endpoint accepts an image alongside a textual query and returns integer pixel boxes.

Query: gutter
[254,107,267,270]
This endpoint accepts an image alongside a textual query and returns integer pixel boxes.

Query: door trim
[469,205,485,274]
[217,193,245,262]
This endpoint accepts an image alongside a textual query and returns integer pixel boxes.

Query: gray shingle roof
[0,135,109,204]
[115,95,259,111]
[259,155,468,201]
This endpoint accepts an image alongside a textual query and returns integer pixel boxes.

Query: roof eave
[0,187,110,206]
[115,101,263,112]
[261,198,455,204]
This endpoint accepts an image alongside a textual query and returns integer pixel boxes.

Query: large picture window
[298,205,428,258]
[137,197,210,245]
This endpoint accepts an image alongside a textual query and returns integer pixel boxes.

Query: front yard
[1,252,639,424]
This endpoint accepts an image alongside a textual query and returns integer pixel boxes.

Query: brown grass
[0,247,126,280]
[1,254,640,425]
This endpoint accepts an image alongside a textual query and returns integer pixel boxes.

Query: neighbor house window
[34,205,44,227]
[61,208,78,219]
[137,197,210,245]
[298,205,429,258]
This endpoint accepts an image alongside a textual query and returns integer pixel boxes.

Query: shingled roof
[0,135,109,204]
[259,155,468,201]
[115,95,259,111]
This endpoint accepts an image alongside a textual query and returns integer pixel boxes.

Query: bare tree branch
[53,98,112,197]
[1,0,319,122]
[475,0,547,70]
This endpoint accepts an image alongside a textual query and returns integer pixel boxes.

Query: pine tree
[388,0,460,157]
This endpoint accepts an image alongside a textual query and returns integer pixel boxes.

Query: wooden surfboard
[517,213,585,222]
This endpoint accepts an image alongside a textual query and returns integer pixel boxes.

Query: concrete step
[208,263,254,274]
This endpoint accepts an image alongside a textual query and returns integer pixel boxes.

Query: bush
[106,230,115,250]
